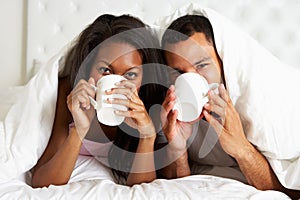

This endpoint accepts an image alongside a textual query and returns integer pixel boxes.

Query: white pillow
[0,48,65,180]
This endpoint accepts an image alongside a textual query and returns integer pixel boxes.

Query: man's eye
[97,67,112,75]
[124,72,138,80]
[196,63,208,69]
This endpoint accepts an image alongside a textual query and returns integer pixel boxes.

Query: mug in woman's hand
[89,74,128,126]
[173,72,218,122]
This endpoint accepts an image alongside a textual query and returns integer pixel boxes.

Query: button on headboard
[27,0,300,80]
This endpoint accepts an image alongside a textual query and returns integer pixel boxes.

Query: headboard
[26,0,300,81]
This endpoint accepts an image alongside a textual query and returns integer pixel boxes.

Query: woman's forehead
[95,42,141,63]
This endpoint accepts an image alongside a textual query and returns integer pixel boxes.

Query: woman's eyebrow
[97,59,110,66]
[193,57,210,66]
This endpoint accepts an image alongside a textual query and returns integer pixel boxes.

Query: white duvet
[0,156,289,199]
[0,3,298,199]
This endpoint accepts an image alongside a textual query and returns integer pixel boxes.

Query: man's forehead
[165,40,211,63]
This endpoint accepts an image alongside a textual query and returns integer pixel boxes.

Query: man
[159,14,300,199]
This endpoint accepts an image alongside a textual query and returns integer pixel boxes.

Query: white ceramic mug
[173,73,219,122]
[89,74,128,126]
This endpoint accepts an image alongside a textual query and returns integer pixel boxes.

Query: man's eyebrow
[126,66,141,71]
[193,57,210,66]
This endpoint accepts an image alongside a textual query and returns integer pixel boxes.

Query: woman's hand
[107,80,155,138]
[67,77,96,139]
[203,84,251,158]
[160,85,193,152]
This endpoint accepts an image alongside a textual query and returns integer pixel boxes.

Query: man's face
[164,32,222,85]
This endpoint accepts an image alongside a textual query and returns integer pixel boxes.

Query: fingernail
[115,82,120,86]
[107,98,113,103]
[106,89,112,93]
[221,84,225,89]
[90,84,97,91]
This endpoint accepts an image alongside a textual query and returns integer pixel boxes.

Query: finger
[166,110,178,142]
[168,85,175,93]
[88,77,95,85]
[68,92,89,111]
[107,79,140,102]
[72,82,98,110]
[115,80,138,94]
[161,100,176,127]
[168,109,178,128]
[203,103,225,119]
[108,97,143,111]
[88,77,97,92]
[219,84,231,103]
[208,90,226,108]
[108,87,138,102]
[114,109,146,119]
[115,110,152,128]
[160,101,171,126]
[162,86,176,110]
[114,109,136,118]
[161,85,176,125]
[164,85,175,100]
[67,94,75,110]
[73,79,96,98]
[203,110,224,137]
[164,109,178,141]
[77,93,92,109]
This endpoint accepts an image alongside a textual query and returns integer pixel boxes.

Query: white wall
[0,0,26,90]
[0,0,299,91]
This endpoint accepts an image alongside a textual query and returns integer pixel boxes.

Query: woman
[31,14,167,187]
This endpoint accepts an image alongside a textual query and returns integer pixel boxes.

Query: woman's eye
[97,67,112,75]
[124,72,138,80]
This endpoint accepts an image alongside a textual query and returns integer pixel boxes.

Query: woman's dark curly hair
[61,14,168,183]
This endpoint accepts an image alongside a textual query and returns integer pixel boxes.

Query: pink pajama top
[79,138,112,157]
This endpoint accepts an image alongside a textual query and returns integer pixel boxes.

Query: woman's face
[89,42,143,89]
[164,32,223,84]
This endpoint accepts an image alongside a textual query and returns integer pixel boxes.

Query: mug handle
[202,83,220,104]
[88,96,97,109]
[208,83,219,92]
[88,84,98,109]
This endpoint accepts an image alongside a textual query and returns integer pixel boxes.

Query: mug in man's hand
[173,72,218,122]
[89,74,128,126]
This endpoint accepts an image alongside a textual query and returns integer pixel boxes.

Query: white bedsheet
[0,3,297,199]
[0,156,289,200]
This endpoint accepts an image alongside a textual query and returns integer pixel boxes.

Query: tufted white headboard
[27,0,300,81]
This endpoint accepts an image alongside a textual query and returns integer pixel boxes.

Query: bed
[1,0,299,199]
